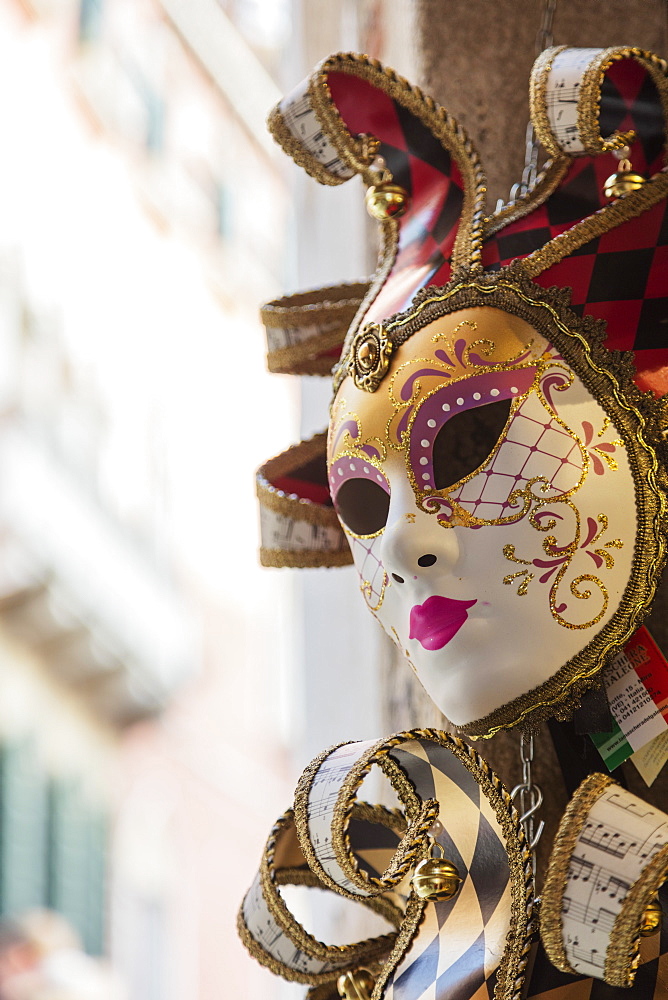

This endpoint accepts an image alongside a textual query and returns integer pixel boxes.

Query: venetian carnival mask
[257,46,668,738]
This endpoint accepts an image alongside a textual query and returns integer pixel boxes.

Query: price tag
[590,627,668,781]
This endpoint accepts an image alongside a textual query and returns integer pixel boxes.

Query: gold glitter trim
[262,282,369,376]
[362,271,668,738]
[530,46,568,161]
[294,728,536,1000]
[605,844,668,987]
[540,772,615,974]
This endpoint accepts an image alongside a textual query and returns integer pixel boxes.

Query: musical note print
[558,780,668,979]
[307,740,379,895]
[279,83,354,179]
[243,873,341,975]
[545,48,601,154]
[259,507,345,554]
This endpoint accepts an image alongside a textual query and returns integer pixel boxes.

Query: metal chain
[511,733,545,875]
[500,0,558,209]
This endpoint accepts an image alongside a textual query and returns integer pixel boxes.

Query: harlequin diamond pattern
[348,816,401,881]
[382,740,512,1000]
[331,72,465,324]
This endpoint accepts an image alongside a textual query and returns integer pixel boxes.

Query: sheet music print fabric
[242,871,343,978]
[259,506,347,556]
[560,783,668,978]
[546,49,601,154]
[307,740,379,895]
[279,80,354,179]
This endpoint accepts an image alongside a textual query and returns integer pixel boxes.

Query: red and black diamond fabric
[325,53,667,395]
[327,70,468,323]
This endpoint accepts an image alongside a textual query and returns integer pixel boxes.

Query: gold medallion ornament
[349,323,394,392]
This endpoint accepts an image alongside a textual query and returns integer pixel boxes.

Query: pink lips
[409,596,477,650]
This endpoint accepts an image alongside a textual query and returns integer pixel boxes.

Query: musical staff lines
[559,782,668,978]
[279,85,353,179]
[243,873,340,975]
[545,48,600,153]
[307,741,378,896]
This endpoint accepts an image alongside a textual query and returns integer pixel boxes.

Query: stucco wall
[416,1,667,205]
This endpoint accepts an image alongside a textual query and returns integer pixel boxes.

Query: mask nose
[379,489,459,584]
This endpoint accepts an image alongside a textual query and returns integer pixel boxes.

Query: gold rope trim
[267,102,354,187]
[267,52,488,394]
[540,772,615,974]
[605,843,668,987]
[530,46,568,160]
[294,728,536,1000]
[259,547,352,569]
[530,47,668,159]
[310,53,487,274]
[484,158,570,239]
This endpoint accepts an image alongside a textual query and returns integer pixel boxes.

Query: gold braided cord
[540,773,615,974]
[530,46,568,160]
[267,51,488,395]
[237,804,406,986]
[484,157,570,238]
[522,172,668,279]
[530,47,668,160]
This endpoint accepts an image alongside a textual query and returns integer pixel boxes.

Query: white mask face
[328,306,637,731]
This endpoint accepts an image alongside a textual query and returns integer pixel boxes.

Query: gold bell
[411,843,462,902]
[337,967,376,1000]
[603,146,645,200]
[639,896,663,937]
[365,182,410,220]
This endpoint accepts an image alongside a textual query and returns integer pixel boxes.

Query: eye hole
[334,478,390,536]
[432,398,512,490]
